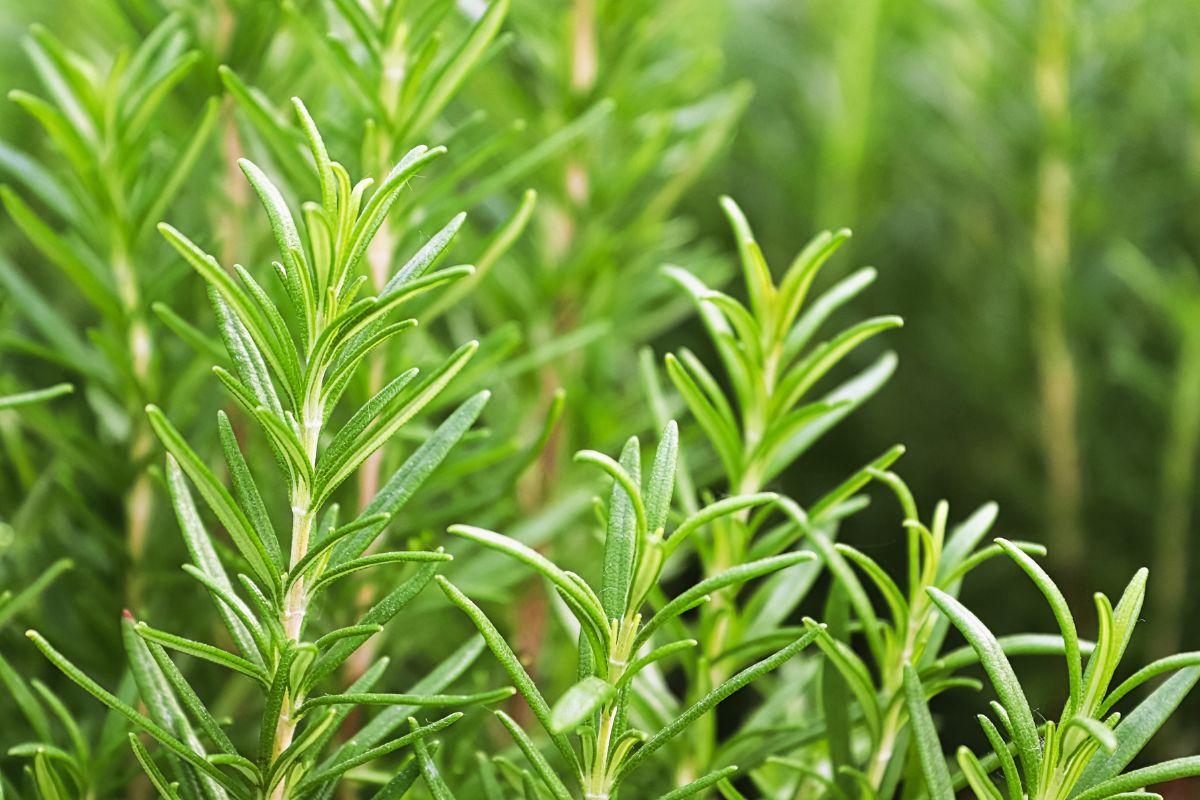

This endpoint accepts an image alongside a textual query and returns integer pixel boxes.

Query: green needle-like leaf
[927,587,1042,788]
[550,676,615,734]
[26,631,238,791]
[0,383,73,411]
[148,407,279,591]
[306,550,452,597]
[165,457,265,662]
[616,626,822,783]
[637,551,814,649]
[657,766,740,800]
[128,735,182,800]
[436,577,579,772]
[599,436,641,622]
[294,713,463,791]
[493,710,574,800]
[996,538,1082,715]
[1072,758,1200,800]
[905,666,954,800]
[134,622,269,686]
[306,560,444,689]
[446,525,609,644]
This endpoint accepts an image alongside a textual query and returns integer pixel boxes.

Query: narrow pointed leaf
[905,666,954,800]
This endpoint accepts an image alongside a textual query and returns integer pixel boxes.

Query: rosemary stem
[271,387,323,797]
[866,702,904,789]
[587,703,618,799]
[1032,0,1082,580]
[115,242,155,609]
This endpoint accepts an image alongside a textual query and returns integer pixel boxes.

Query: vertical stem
[343,368,388,702]
[865,703,904,790]
[218,98,249,268]
[680,344,780,785]
[1031,0,1082,579]
[1150,326,1200,658]
[866,596,929,792]
[816,0,883,230]
[509,0,597,737]
[340,50,405,712]
[270,390,323,799]
[566,0,595,209]
[340,216,398,736]
[117,240,154,800]
[113,242,154,611]
[586,704,618,800]
[125,438,154,607]
[570,0,597,97]
[355,214,400,510]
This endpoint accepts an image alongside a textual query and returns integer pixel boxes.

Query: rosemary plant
[658,196,900,782]
[440,423,819,798]
[24,100,510,798]
[0,19,228,771]
[0,14,218,617]
[913,553,1200,800]
[4,2,1200,799]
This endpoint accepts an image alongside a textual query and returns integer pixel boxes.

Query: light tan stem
[1031,0,1082,576]
[269,393,322,799]
[112,241,155,610]
[1149,328,1200,658]
[339,220,397,717]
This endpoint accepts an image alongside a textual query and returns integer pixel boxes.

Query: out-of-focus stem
[113,241,155,611]
[1149,326,1200,658]
[341,17,423,722]
[340,222,396,741]
[218,98,248,269]
[118,241,154,800]
[1031,0,1082,577]
[125,438,154,606]
[570,0,597,96]
[566,0,595,206]
[507,0,598,736]
[816,0,883,230]
[353,216,400,515]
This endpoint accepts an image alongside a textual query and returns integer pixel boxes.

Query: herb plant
[439,422,817,798]
[914,556,1200,800]
[1,17,217,606]
[25,100,509,799]
[2,2,1200,800]
[657,196,899,783]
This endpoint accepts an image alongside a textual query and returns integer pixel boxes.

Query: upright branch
[1,18,218,607]
[441,423,821,798]
[1031,0,1083,578]
[27,98,512,799]
[662,197,901,781]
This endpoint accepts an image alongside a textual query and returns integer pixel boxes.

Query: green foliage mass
[1,1,1198,799]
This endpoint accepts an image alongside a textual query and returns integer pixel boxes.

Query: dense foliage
[1,1,1198,799]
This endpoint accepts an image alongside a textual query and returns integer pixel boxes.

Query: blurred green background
[2,0,1198,786]
[710,0,1200,647]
